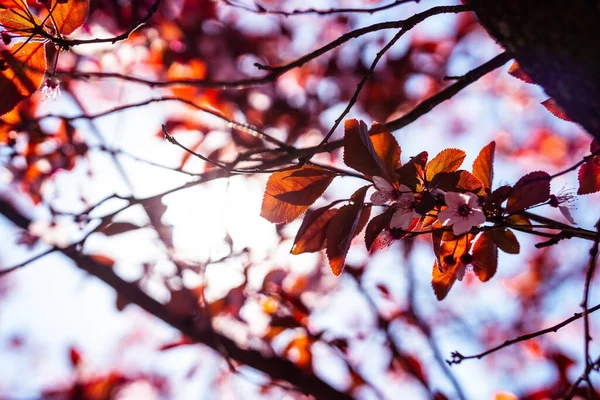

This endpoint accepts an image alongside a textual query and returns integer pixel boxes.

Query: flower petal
[390,209,413,230]
[469,209,487,227]
[464,192,480,208]
[399,191,415,205]
[444,192,464,209]
[398,184,412,193]
[373,176,393,192]
[559,206,576,225]
[437,208,455,226]
[452,218,474,235]
[371,191,391,206]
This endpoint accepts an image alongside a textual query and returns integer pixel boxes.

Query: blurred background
[0,0,598,398]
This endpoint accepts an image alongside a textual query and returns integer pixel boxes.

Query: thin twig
[447,302,600,365]
[221,0,418,17]
[0,247,57,277]
[39,0,161,48]
[58,6,468,91]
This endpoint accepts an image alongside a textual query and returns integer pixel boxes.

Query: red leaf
[541,98,573,122]
[398,151,428,192]
[578,154,600,195]
[45,0,89,35]
[431,170,483,193]
[492,229,520,254]
[69,347,83,368]
[261,165,335,224]
[472,141,495,191]
[425,148,466,182]
[508,61,534,84]
[343,119,400,180]
[291,206,338,254]
[471,232,498,282]
[0,42,47,116]
[365,208,394,251]
[506,171,550,213]
[356,204,372,237]
[326,186,368,276]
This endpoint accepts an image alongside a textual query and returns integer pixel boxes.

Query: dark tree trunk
[467,0,600,141]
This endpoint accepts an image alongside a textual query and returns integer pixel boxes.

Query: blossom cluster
[370,176,486,235]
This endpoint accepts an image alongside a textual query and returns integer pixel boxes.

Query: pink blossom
[549,191,577,225]
[438,192,486,235]
[370,176,400,205]
[389,185,419,230]
[558,206,576,225]
[41,77,61,100]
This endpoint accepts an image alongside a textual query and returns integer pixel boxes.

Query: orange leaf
[326,186,368,276]
[492,229,520,254]
[0,42,47,116]
[471,232,498,282]
[261,165,335,224]
[425,148,465,182]
[541,98,572,122]
[45,0,89,35]
[291,206,338,254]
[472,141,495,191]
[431,260,462,301]
[432,234,474,300]
[343,119,400,180]
[578,153,600,195]
[89,254,115,267]
[284,334,312,369]
[507,61,534,84]
[0,7,40,33]
[506,214,532,230]
[506,171,550,213]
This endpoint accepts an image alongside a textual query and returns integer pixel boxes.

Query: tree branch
[221,0,419,17]
[0,198,352,400]
[58,5,469,91]
[447,302,600,365]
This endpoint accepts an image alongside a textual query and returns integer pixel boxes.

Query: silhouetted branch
[447,302,600,365]
[0,197,353,400]
[0,247,56,277]
[221,0,419,16]
[39,0,161,48]
[59,5,469,91]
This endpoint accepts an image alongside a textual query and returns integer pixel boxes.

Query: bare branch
[447,302,600,365]
[58,6,469,91]
[221,0,419,17]
[0,198,353,400]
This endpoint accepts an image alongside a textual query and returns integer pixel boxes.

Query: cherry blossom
[438,192,486,235]
[370,176,401,205]
[41,77,61,100]
[549,191,577,225]
[389,186,419,230]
